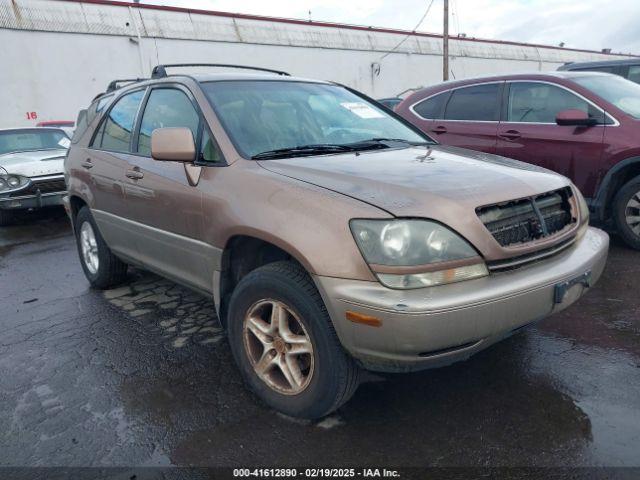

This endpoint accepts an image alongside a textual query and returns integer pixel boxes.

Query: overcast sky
[141,0,640,54]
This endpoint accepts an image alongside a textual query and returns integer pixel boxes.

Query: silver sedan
[0,128,69,225]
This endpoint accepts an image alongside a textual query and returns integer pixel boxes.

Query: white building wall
[0,0,634,128]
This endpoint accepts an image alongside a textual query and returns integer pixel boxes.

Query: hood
[0,149,67,177]
[259,145,572,258]
[258,145,570,216]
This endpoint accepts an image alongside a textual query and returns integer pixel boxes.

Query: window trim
[88,87,148,152]
[408,90,450,121]
[409,79,620,127]
[502,80,619,127]
[409,81,504,123]
[96,94,114,113]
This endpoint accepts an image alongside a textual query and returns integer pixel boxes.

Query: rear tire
[74,207,128,288]
[0,210,14,226]
[612,177,640,250]
[227,261,360,419]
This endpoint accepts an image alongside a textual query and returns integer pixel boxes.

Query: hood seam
[256,160,396,218]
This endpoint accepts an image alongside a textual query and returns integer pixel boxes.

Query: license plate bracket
[554,271,592,304]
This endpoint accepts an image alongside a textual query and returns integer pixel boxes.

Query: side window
[413,92,447,119]
[137,89,200,156]
[97,90,144,152]
[627,66,640,84]
[444,84,500,121]
[200,128,223,163]
[507,82,605,124]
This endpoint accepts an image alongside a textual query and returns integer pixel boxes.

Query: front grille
[11,176,66,196]
[477,187,576,247]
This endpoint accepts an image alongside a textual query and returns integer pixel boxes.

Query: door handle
[499,130,521,140]
[81,159,93,169]
[125,169,144,180]
[431,126,448,134]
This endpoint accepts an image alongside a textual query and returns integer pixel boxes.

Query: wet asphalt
[0,208,639,469]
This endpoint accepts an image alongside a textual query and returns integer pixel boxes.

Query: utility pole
[443,0,449,81]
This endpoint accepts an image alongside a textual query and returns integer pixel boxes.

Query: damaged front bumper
[313,227,609,373]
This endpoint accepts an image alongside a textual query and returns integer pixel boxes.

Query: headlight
[350,219,488,289]
[0,174,30,193]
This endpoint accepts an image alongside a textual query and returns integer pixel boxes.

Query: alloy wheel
[626,190,640,237]
[80,221,99,274]
[243,299,314,395]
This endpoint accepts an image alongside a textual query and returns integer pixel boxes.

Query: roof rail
[151,63,290,79]
[106,78,147,93]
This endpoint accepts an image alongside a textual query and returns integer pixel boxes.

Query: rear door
[85,89,145,260]
[123,85,224,292]
[496,81,607,193]
[427,82,503,154]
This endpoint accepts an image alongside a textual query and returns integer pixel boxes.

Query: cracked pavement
[1,208,639,467]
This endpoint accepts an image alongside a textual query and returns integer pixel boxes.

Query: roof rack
[151,63,290,79]
[106,78,147,93]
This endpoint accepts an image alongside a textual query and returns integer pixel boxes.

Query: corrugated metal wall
[0,0,634,127]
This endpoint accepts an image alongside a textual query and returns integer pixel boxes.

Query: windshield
[0,129,69,156]
[573,75,640,119]
[201,80,431,158]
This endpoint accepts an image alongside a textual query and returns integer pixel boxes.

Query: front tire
[75,207,128,288]
[227,261,360,419]
[612,177,640,250]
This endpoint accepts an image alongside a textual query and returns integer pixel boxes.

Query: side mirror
[555,109,598,127]
[151,127,196,162]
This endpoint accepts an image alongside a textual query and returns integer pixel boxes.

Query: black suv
[558,58,640,84]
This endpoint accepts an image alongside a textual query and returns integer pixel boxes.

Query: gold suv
[65,64,609,419]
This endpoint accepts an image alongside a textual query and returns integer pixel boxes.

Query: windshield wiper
[349,137,434,146]
[252,144,356,160]
[251,138,433,160]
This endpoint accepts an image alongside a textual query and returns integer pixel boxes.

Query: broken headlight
[350,219,488,289]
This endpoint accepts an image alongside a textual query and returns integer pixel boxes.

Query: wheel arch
[593,156,640,222]
[68,195,88,226]
[216,229,316,328]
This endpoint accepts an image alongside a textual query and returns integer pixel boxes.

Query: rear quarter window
[72,95,114,145]
[412,92,447,119]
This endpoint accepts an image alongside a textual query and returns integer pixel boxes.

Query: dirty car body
[65,68,608,418]
[0,128,69,216]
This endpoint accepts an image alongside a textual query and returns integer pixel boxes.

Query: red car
[396,72,640,249]
[36,120,75,128]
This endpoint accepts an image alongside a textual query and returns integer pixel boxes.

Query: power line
[379,0,437,61]
[453,0,461,35]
